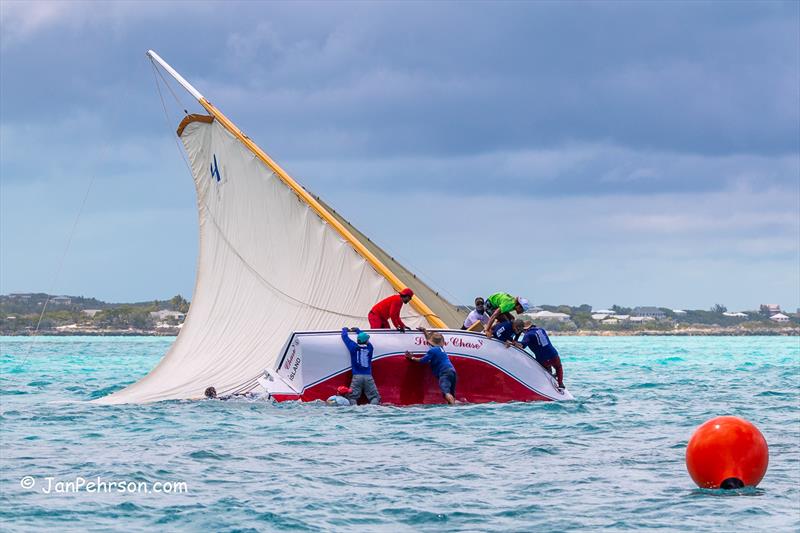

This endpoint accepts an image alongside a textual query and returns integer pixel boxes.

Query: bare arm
[417,327,435,343]
[405,350,422,362]
[485,309,501,337]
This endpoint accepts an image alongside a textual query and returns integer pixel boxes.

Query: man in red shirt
[368,288,414,330]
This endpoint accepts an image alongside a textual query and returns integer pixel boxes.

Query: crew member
[462,297,490,331]
[341,327,381,404]
[519,319,565,390]
[405,328,458,405]
[368,288,414,330]
[484,292,530,336]
[490,318,525,347]
[326,386,353,406]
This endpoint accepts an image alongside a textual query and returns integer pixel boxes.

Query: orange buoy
[686,416,768,489]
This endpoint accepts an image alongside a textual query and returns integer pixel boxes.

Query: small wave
[187,450,234,460]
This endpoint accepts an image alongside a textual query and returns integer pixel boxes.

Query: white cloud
[0,1,70,45]
[0,0,197,47]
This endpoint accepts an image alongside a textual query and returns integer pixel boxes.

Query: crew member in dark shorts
[519,319,565,390]
[341,327,381,404]
[405,327,457,405]
[368,288,414,330]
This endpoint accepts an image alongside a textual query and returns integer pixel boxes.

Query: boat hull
[261,329,572,404]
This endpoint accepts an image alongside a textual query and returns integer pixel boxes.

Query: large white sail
[96,52,459,405]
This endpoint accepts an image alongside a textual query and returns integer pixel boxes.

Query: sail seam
[202,204,411,321]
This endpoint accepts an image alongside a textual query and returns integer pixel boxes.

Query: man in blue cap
[341,327,381,405]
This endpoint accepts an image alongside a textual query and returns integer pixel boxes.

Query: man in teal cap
[340,327,380,404]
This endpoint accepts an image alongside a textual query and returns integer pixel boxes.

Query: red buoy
[686,416,768,489]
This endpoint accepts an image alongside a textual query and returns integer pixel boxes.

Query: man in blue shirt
[341,327,380,405]
[490,318,525,346]
[519,320,565,390]
[405,328,457,405]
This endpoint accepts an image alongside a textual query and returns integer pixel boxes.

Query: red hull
[271,354,552,405]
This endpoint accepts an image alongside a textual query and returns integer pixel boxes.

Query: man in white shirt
[462,297,490,331]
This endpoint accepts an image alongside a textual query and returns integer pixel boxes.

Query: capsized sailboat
[95,51,572,405]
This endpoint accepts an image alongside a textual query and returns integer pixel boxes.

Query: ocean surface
[1,336,798,532]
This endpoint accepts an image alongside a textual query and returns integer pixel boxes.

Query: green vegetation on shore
[1,294,797,336]
[1,293,189,335]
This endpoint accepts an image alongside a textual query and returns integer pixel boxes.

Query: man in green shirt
[484,292,530,337]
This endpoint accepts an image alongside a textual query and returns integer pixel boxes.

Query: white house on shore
[527,310,571,322]
[149,310,186,321]
[770,313,789,323]
[722,312,748,318]
[633,307,666,319]
[602,314,630,324]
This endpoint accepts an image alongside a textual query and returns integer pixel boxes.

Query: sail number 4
[210,154,222,182]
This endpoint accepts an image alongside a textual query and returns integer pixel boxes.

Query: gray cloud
[1,0,798,308]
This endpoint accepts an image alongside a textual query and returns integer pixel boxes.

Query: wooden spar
[146,50,447,328]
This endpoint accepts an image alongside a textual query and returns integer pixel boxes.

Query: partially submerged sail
[96,52,462,405]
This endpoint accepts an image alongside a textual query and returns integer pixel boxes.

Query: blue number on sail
[210,154,221,182]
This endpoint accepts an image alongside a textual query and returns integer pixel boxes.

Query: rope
[150,60,193,174]
[149,57,189,115]
[16,174,95,368]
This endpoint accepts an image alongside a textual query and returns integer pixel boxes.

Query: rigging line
[149,60,194,175]
[16,174,96,368]
[149,56,189,115]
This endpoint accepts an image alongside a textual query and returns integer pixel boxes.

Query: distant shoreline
[553,328,799,337]
[3,327,797,337]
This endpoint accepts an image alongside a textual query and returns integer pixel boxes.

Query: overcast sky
[1,0,798,311]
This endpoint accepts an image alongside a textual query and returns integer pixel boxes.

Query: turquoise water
[1,336,798,531]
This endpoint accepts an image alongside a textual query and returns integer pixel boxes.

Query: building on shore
[149,310,186,321]
[761,304,781,315]
[632,307,666,320]
[769,313,789,323]
[527,310,571,322]
[722,312,748,318]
